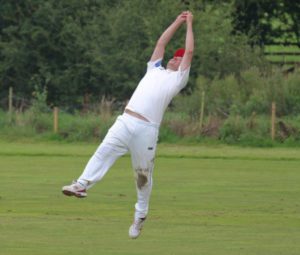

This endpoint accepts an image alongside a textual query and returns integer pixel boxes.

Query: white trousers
[78,113,159,220]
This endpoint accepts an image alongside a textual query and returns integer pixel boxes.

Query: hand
[186,11,193,24]
[175,11,188,24]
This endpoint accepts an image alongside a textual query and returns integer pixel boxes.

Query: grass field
[1,141,300,255]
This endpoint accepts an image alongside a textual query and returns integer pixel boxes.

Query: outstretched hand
[175,11,189,24]
[186,11,193,24]
[175,11,193,25]
[150,11,193,62]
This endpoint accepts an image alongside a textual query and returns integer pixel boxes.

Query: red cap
[173,48,185,57]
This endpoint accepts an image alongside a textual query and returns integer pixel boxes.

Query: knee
[135,168,151,189]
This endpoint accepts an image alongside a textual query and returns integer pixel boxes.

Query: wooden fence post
[53,107,59,133]
[8,87,13,123]
[271,102,276,140]
[199,91,205,131]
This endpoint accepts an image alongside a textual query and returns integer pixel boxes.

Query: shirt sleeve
[147,58,163,71]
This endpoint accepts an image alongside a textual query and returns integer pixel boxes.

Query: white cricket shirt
[126,59,190,125]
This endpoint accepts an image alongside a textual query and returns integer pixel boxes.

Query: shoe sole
[62,189,87,198]
[129,233,140,239]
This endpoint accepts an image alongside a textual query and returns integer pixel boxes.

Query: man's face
[167,56,182,71]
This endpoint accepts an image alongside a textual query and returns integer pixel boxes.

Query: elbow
[186,49,194,56]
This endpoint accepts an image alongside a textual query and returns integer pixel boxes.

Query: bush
[158,125,181,143]
[283,70,300,115]
[1,65,299,146]
[57,112,115,142]
[219,115,246,143]
[174,67,300,121]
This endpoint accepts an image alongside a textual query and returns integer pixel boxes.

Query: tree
[232,0,300,46]
[0,0,265,108]
[0,0,113,107]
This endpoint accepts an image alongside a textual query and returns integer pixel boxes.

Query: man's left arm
[180,12,194,71]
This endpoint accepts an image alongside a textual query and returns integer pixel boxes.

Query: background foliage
[0,0,299,145]
[0,0,268,107]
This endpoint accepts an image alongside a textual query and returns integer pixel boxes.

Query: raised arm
[150,12,188,62]
[180,12,194,71]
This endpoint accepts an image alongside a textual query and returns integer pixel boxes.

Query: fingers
[181,11,192,15]
[180,11,193,20]
[176,11,193,24]
[186,11,193,23]
[181,11,189,16]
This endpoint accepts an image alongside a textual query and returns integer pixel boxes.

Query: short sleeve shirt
[126,59,190,125]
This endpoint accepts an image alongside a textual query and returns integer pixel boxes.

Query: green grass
[264,45,300,66]
[1,142,300,255]
[265,45,300,53]
[266,55,300,62]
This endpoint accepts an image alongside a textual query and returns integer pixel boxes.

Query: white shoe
[129,217,146,239]
[62,180,87,198]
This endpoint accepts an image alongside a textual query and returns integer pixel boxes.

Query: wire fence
[0,91,126,115]
[0,87,282,142]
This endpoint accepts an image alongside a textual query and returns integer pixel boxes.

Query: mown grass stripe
[0,152,299,161]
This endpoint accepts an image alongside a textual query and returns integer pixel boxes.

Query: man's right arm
[150,12,187,62]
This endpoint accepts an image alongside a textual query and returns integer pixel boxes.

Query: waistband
[121,112,159,129]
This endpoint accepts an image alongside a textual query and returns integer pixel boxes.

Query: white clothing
[78,60,190,220]
[79,113,159,220]
[126,59,190,125]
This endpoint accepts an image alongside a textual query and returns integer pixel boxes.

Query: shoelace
[72,180,86,191]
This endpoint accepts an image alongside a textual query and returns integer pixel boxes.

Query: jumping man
[62,11,194,239]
